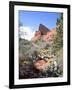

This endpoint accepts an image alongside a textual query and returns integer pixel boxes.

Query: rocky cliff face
[39,24,50,35]
[32,24,56,42]
[43,28,56,41]
[32,31,41,41]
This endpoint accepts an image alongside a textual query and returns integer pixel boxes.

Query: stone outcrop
[43,28,56,41]
[32,24,56,42]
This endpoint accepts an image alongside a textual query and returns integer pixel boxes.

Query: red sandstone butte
[32,24,56,42]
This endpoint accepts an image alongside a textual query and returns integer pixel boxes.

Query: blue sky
[19,10,60,32]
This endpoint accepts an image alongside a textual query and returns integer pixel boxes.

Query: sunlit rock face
[32,24,56,42]
[31,31,41,41]
[43,28,56,41]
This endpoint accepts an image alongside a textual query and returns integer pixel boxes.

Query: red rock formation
[32,24,49,41]
[39,24,50,35]
[33,59,47,71]
[32,24,56,42]
[31,31,41,41]
[33,57,54,71]
[43,28,56,41]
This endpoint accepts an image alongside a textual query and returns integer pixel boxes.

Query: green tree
[53,13,63,53]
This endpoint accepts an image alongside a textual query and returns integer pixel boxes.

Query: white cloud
[19,26,35,41]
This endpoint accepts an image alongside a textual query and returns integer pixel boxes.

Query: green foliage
[52,13,63,53]
[19,56,33,65]
[35,37,45,45]
[19,39,32,58]
[45,44,50,49]
[55,48,63,76]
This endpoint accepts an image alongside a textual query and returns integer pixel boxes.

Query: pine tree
[53,13,63,53]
